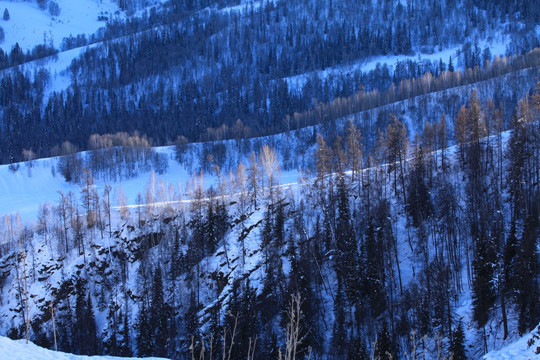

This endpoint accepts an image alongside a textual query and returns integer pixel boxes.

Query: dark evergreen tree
[471,232,497,328]
[347,336,369,360]
[171,225,183,279]
[287,233,321,357]
[226,280,258,359]
[416,292,432,337]
[503,222,519,291]
[103,304,119,355]
[118,311,133,357]
[448,321,467,360]
[331,280,348,359]
[335,173,360,304]
[374,321,393,360]
[406,145,432,227]
[204,200,218,255]
[74,279,98,355]
[184,290,200,357]
[506,115,527,223]
[150,266,170,357]
[85,296,98,354]
[362,218,387,317]
[515,212,540,334]
[136,301,152,357]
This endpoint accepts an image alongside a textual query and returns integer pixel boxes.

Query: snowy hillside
[0,144,300,222]
[0,335,168,360]
[0,105,538,359]
[2,0,539,166]
[484,325,540,360]
[1,60,538,223]
[0,0,120,52]
[0,0,539,359]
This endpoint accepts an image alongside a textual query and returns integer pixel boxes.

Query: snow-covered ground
[484,324,540,360]
[217,0,276,14]
[0,149,183,223]
[0,0,120,52]
[0,145,301,223]
[0,335,168,360]
[284,34,510,94]
[0,127,533,360]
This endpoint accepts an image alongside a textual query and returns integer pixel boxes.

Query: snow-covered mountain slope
[484,324,540,360]
[1,0,538,169]
[0,0,120,52]
[284,35,511,94]
[0,149,179,222]
[0,120,537,358]
[0,63,533,223]
[0,335,168,360]
[0,144,300,222]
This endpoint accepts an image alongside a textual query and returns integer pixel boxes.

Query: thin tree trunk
[499,262,508,340]
[50,300,57,351]
[22,251,30,344]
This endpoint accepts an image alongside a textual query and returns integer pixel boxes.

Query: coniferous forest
[0,0,539,359]
[1,0,540,163]
[1,85,539,359]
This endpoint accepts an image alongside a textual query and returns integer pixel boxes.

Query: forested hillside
[0,0,539,164]
[0,1,539,359]
[0,85,538,359]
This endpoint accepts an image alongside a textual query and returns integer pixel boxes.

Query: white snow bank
[484,324,540,360]
[0,335,168,360]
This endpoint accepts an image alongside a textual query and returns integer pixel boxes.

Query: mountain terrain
[0,0,539,359]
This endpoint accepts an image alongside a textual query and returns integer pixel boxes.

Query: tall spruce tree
[119,311,132,357]
[374,321,393,360]
[184,290,200,357]
[406,143,432,227]
[471,232,497,328]
[150,266,170,357]
[448,321,467,360]
[515,212,540,334]
[362,216,387,318]
[331,280,348,359]
[74,279,98,355]
[136,301,152,357]
[335,173,359,303]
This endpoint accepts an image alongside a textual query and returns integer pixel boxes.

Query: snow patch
[484,324,540,360]
[0,335,168,359]
[0,0,120,52]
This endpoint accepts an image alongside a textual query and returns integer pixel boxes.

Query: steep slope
[484,325,540,360]
[0,111,538,359]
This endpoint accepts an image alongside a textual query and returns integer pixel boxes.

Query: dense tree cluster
[1,47,540,167]
[0,42,58,70]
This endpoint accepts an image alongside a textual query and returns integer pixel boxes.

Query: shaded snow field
[0,0,120,52]
[0,335,168,360]
[483,324,540,360]
[0,146,301,223]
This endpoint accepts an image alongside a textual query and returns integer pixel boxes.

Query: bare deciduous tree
[259,145,281,201]
[116,185,130,221]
